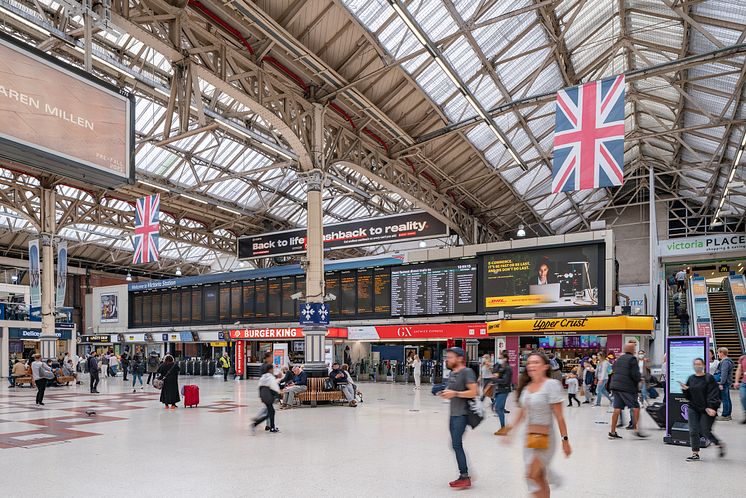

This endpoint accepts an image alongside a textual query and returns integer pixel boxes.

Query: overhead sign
[235,339,245,376]
[0,32,134,187]
[658,233,746,257]
[487,316,654,335]
[348,323,488,341]
[237,211,448,259]
[9,328,71,340]
[299,302,330,326]
[230,327,305,340]
[80,334,111,343]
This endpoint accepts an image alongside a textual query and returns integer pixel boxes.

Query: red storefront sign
[696,322,712,338]
[348,323,488,340]
[228,327,347,340]
[235,340,245,376]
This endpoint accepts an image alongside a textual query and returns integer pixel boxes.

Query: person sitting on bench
[10,360,26,387]
[281,366,308,408]
[330,362,357,407]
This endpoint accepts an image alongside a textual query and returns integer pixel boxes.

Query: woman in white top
[479,354,493,399]
[411,355,422,390]
[504,352,571,498]
[709,349,720,375]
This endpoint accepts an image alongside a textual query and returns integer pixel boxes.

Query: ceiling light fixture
[418,240,427,248]
[217,205,243,215]
[139,180,169,192]
[517,224,526,237]
[11,273,19,283]
[175,267,182,276]
[182,194,208,205]
[126,271,132,282]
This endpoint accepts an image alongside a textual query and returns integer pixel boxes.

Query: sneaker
[269,428,280,433]
[504,410,510,414]
[716,416,732,421]
[741,418,746,425]
[686,454,700,462]
[718,443,726,458]
[635,431,648,438]
[349,400,357,407]
[582,401,590,404]
[566,404,572,407]
[449,477,471,488]
[608,432,623,439]
[132,389,136,393]
[625,424,634,430]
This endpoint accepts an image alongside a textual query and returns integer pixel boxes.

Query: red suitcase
[183,385,199,407]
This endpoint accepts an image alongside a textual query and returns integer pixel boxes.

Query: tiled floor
[0,374,743,496]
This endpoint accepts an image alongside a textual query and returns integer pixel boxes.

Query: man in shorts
[608,342,648,439]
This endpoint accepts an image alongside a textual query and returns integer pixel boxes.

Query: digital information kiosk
[664,335,709,445]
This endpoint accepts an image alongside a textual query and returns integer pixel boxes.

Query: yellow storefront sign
[487,315,654,335]
[209,342,228,347]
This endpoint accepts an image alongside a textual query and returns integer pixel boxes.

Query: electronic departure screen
[161,290,171,324]
[231,284,241,320]
[171,291,180,324]
[339,270,357,316]
[204,285,218,322]
[190,288,201,322]
[151,292,161,326]
[325,272,340,316]
[219,284,230,321]
[242,282,255,318]
[357,269,374,315]
[390,260,477,316]
[255,279,267,318]
[267,277,281,318]
[281,276,295,318]
[374,267,391,315]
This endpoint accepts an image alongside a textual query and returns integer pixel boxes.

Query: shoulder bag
[526,424,550,449]
[153,364,175,390]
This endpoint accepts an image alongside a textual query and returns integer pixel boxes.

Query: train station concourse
[0,1,745,496]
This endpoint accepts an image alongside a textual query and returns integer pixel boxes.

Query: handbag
[153,364,175,390]
[466,398,485,429]
[323,378,334,391]
[526,425,550,450]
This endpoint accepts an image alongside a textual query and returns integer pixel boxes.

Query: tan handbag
[526,424,550,450]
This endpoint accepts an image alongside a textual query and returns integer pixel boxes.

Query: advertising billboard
[481,242,605,312]
[0,33,134,187]
[237,211,448,259]
[100,293,119,323]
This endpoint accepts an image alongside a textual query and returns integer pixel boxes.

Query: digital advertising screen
[539,337,550,349]
[481,242,605,312]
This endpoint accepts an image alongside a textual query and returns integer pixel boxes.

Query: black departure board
[133,293,143,326]
[325,272,340,316]
[204,285,218,322]
[242,282,255,318]
[267,277,281,317]
[190,288,201,322]
[151,292,161,325]
[357,269,374,314]
[255,279,267,318]
[142,292,152,324]
[231,283,242,319]
[171,291,180,324]
[390,260,477,316]
[281,276,295,318]
[339,270,356,316]
[374,267,391,315]
[219,284,230,321]
[161,290,171,324]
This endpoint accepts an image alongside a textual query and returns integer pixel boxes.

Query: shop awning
[487,316,655,335]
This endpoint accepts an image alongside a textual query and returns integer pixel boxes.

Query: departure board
[390,260,477,316]
[242,282,255,318]
[161,290,171,324]
[151,292,161,325]
[204,285,218,322]
[281,276,295,318]
[231,283,242,319]
[357,269,374,315]
[219,284,230,321]
[374,267,391,315]
[339,270,357,316]
[295,276,305,318]
[142,292,152,324]
[190,287,201,322]
[267,277,282,318]
[255,279,267,318]
[133,293,143,326]
[171,291,180,324]
[325,272,340,316]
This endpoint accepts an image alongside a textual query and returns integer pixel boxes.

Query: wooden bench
[55,375,75,386]
[297,377,346,407]
[14,376,34,387]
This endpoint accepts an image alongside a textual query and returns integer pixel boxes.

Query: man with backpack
[716,348,735,421]
[146,351,160,385]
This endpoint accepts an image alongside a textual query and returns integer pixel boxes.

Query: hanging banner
[55,241,68,308]
[28,239,41,308]
[235,340,245,376]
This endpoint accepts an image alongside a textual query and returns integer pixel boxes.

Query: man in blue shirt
[281,366,307,407]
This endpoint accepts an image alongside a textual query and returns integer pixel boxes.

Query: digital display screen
[357,269,374,315]
[374,267,391,315]
[281,276,295,318]
[204,286,218,322]
[539,337,550,349]
[243,282,255,318]
[151,292,161,325]
[219,284,230,321]
[669,338,707,394]
[482,242,605,311]
[589,335,599,348]
[267,278,281,318]
[142,292,152,324]
[580,335,590,348]
[171,291,180,324]
[190,287,201,322]
[133,294,143,326]
[255,279,267,318]
[390,260,477,316]
[161,290,171,324]
[339,270,357,316]
[325,272,340,316]
[554,336,564,348]
[231,283,242,319]
[565,336,579,348]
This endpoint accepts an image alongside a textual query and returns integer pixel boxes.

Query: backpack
[549,358,559,371]
[147,355,159,368]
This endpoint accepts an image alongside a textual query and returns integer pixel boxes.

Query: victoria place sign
[658,233,746,257]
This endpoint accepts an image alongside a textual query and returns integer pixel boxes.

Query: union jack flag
[133,194,160,264]
[552,74,626,193]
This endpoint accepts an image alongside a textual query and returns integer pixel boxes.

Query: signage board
[481,242,605,312]
[235,340,245,376]
[486,316,654,335]
[230,327,305,340]
[665,336,709,445]
[390,260,477,317]
[237,211,448,259]
[658,233,746,257]
[299,302,330,326]
[9,328,71,340]
[347,323,488,341]
[80,334,111,343]
[0,32,134,187]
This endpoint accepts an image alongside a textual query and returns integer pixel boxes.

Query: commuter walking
[608,343,647,439]
[734,354,746,424]
[439,347,477,489]
[102,352,110,377]
[156,354,180,409]
[582,361,595,403]
[675,268,687,292]
[638,350,650,405]
[715,348,734,420]
[682,358,726,461]
[87,352,100,393]
[109,352,119,377]
[121,351,130,382]
[252,363,280,434]
[146,351,160,385]
[492,350,512,432]
[131,354,144,392]
[412,354,422,390]
[566,374,580,407]
[502,352,571,497]
[709,349,720,375]
[31,354,55,406]
[479,354,493,400]
[679,307,690,335]
[594,355,613,406]
[219,352,231,382]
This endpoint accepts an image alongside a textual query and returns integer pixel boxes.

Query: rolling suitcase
[183,385,199,407]
[646,402,665,429]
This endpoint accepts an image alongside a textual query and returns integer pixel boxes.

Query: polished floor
[0,374,743,497]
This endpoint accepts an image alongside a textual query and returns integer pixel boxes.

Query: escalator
[668,292,687,335]
[708,291,744,365]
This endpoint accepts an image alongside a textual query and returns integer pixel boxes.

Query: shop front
[488,315,655,381]
[77,334,116,356]
[9,327,73,360]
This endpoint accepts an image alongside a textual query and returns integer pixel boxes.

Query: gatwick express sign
[237,211,448,259]
[658,233,746,257]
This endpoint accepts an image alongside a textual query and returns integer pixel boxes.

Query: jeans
[90,372,100,392]
[35,378,47,404]
[720,384,732,417]
[493,392,508,428]
[132,372,143,387]
[595,380,612,405]
[688,408,719,451]
[223,367,230,381]
[449,415,469,477]
[122,365,128,381]
[640,380,647,403]
[740,384,746,416]
[8,375,15,387]
[680,322,689,334]
[110,365,118,376]
[254,400,275,429]
[339,384,356,402]
[282,385,307,405]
